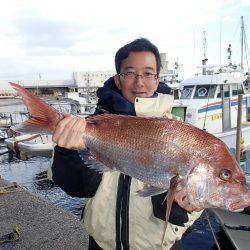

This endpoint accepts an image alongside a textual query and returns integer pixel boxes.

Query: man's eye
[126,72,135,76]
[144,72,153,77]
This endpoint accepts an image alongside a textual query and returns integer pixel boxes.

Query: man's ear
[114,74,122,90]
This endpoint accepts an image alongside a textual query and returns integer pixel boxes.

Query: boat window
[232,84,244,96]
[180,86,194,99]
[173,90,180,99]
[194,85,217,99]
[217,85,230,98]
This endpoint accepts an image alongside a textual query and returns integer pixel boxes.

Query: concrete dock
[0,177,89,249]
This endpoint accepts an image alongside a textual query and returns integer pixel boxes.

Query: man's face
[114,51,160,103]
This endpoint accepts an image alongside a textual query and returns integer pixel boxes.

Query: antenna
[227,44,232,66]
[203,30,207,59]
[220,21,222,65]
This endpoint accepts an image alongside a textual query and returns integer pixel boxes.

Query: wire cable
[243,29,250,72]
[202,74,214,130]
[205,210,221,250]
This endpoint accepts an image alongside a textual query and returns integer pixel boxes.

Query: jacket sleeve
[51,145,103,198]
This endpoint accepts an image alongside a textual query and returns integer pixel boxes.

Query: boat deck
[211,208,250,250]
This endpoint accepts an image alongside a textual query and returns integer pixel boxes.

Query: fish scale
[87,135,172,188]
[86,116,197,174]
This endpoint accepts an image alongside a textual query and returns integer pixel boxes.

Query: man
[51,38,202,249]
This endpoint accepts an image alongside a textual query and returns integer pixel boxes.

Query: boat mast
[241,16,244,72]
[202,30,208,75]
[227,44,232,67]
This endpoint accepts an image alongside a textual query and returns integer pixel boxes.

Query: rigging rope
[243,29,250,72]
[205,210,221,250]
[202,74,214,130]
[230,22,240,45]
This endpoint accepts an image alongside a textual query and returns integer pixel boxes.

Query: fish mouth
[228,193,250,211]
[230,208,244,212]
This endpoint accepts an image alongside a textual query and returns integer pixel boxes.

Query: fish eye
[219,169,232,181]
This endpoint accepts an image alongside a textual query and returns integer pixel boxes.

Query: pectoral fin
[137,185,168,197]
[161,176,179,244]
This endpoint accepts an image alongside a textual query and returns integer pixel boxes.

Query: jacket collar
[96,77,171,116]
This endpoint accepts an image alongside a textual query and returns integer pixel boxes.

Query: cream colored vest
[83,93,202,250]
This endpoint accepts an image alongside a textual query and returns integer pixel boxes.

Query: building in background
[159,53,183,99]
[73,71,115,89]
[0,70,115,98]
[72,71,115,100]
[0,54,170,98]
[159,53,169,75]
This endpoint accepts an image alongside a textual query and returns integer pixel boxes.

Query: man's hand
[174,180,202,213]
[52,114,87,150]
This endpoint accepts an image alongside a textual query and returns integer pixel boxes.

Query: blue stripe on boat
[198,99,246,113]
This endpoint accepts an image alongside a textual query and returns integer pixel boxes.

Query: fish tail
[10,82,62,134]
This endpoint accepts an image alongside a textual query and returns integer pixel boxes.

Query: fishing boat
[172,15,250,163]
[172,70,250,157]
[4,134,53,159]
[2,100,76,159]
[173,16,250,249]
[64,91,96,115]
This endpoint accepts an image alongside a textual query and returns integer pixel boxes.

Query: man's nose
[134,75,145,86]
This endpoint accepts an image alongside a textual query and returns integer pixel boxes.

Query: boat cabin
[172,72,249,134]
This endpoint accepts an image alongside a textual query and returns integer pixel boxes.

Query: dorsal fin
[86,114,169,124]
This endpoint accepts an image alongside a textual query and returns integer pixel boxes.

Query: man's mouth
[133,91,146,96]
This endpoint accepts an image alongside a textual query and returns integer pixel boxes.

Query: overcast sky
[0,0,250,80]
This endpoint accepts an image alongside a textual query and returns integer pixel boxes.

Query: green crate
[172,107,185,120]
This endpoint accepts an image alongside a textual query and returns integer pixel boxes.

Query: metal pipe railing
[236,94,243,163]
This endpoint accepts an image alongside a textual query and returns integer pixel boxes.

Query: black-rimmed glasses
[119,72,158,82]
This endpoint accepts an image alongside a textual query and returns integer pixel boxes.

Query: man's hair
[115,38,162,74]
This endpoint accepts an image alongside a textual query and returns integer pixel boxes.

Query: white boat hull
[5,134,53,158]
[214,126,250,174]
[215,126,250,151]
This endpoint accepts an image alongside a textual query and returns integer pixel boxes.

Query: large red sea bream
[10,82,250,238]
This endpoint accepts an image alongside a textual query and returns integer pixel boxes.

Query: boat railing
[0,111,29,126]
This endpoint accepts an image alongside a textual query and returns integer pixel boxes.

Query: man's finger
[53,117,78,144]
[62,118,86,149]
[64,113,72,118]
